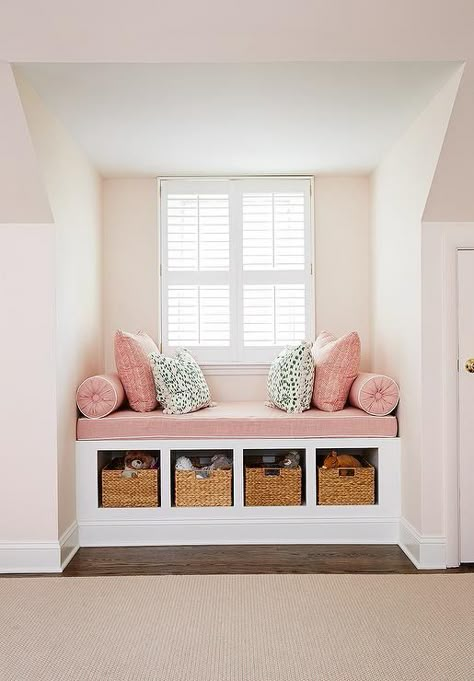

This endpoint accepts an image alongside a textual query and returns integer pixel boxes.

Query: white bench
[75,401,400,547]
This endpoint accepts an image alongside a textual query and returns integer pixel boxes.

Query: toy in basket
[174,454,233,507]
[318,450,374,505]
[102,451,159,508]
[322,451,361,475]
[124,451,157,471]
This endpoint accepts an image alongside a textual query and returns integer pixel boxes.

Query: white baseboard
[0,541,61,574]
[78,517,400,547]
[4,518,449,570]
[0,521,79,574]
[399,518,446,569]
[60,521,79,570]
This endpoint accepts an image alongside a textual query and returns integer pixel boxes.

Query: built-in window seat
[75,401,401,550]
[77,401,398,441]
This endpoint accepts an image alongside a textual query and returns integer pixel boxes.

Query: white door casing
[458,249,474,563]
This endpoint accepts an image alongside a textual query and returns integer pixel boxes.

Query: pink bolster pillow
[349,373,400,416]
[76,373,125,419]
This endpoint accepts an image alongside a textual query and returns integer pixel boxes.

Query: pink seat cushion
[77,401,397,440]
[76,373,125,419]
[312,331,361,412]
[114,330,159,412]
[349,373,400,416]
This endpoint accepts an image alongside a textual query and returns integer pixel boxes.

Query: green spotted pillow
[149,348,213,415]
[267,342,315,413]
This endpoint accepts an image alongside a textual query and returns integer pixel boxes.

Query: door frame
[456,248,474,563]
[425,223,474,567]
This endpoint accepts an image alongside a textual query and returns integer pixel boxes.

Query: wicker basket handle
[121,470,137,479]
[195,470,211,480]
[264,468,281,477]
[338,468,356,477]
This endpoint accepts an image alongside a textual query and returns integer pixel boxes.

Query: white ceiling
[18,62,457,177]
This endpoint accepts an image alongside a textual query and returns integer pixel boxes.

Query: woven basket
[245,465,302,506]
[102,465,159,508]
[175,468,232,507]
[317,460,374,505]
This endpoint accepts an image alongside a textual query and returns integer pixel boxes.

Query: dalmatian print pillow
[149,348,213,415]
[266,342,314,414]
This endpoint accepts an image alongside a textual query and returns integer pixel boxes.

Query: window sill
[200,363,270,376]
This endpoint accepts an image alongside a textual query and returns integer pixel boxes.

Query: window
[160,178,313,364]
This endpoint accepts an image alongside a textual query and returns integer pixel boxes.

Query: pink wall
[371,68,461,539]
[424,64,474,222]
[0,68,102,569]
[17,75,103,539]
[0,225,58,543]
[314,177,371,370]
[421,222,474,565]
[0,62,51,223]
[102,178,158,371]
[0,62,59,548]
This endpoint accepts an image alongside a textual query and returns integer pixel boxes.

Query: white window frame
[159,176,315,371]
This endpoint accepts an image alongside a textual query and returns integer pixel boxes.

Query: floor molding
[60,521,80,570]
[0,540,61,574]
[78,517,400,547]
[0,521,80,574]
[5,519,449,572]
[399,518,446,569]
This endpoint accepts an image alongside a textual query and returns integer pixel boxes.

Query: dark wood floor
[59,545,474,577]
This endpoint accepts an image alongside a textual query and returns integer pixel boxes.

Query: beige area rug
[1,574,474,681]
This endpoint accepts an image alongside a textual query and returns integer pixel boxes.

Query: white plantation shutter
[161,178,313,363]
[161,180,232,363]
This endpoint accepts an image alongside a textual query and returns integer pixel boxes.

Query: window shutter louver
[168,285,230,347]
[242,192,305,271]
[243,284,306,346]
[167,194,229,271]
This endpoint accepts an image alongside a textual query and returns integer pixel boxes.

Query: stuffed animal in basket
[322,451,361,469]
[210,454,232,470]
[280,451,300,469]
[124,451,156,470]
[175,456,194,470]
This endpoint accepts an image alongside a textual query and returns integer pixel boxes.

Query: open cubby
[316,447,378,506]
[243,448,306,506]
[97,449,161,508]
[170,449,234,507]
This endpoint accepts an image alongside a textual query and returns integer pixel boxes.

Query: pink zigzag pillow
[312,330,361,412]
[114,330,159,412]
